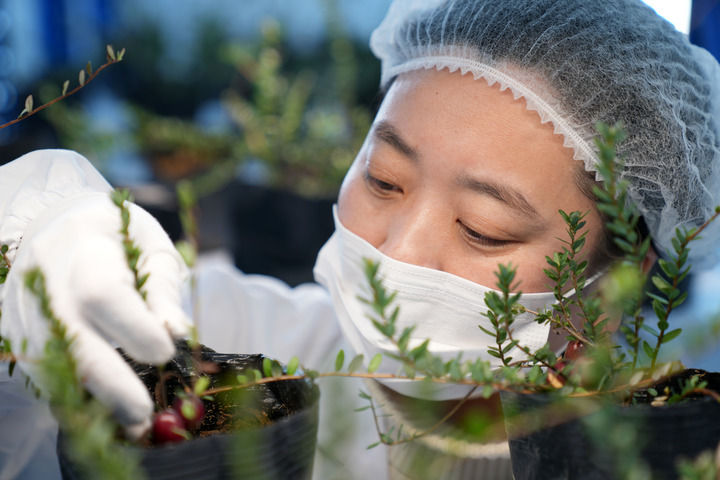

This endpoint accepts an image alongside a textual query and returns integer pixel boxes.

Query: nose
[378,207,444,270]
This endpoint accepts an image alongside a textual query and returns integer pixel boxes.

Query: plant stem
[204,370,522,397]
[0,55,124,130]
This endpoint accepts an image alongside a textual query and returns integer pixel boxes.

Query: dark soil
[120,341,314,443]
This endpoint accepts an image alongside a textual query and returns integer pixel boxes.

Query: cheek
[337,163,387,247]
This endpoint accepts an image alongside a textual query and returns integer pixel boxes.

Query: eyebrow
[372,120,418,162]
[456,174,543,222]
[373,120,543,223]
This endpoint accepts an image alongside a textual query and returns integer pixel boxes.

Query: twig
[0,47,124,130]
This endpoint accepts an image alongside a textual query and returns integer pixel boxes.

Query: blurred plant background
[3,0,720,373]
[0,0,390,285]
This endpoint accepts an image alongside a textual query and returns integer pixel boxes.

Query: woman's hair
[370,0,720,267]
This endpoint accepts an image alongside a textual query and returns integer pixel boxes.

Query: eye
[458,220,510,248]
[364,170,402,196]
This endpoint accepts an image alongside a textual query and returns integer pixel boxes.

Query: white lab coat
[0,151,388,479]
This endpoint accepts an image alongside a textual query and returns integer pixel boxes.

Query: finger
[81,282,175,365]
[72,327,154,432]
[141,251,192,338]
[72,238,175,365]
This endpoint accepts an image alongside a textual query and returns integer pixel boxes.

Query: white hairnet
[370,0,720,267]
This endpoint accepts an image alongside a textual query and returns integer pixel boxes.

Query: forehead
[374,68,583,215]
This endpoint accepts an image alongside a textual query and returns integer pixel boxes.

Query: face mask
[313,206,578,400]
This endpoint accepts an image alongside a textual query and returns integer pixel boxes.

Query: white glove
[1,190,191,437]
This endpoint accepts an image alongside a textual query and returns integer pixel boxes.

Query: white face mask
[313,206,562,400]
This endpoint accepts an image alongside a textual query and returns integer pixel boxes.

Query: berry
[564,341,585,361]
[152,409,189,444]
[173,394,205,431]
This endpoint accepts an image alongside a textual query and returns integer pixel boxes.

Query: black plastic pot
[57,344,320,480]
[501,369,720,480]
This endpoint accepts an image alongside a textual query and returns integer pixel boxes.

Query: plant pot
[501,369,720,480]
[56,343,320,480]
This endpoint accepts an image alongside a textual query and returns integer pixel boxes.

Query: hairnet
[370,0,720,267]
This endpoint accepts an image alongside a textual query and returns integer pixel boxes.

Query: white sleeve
[192,254,344,371]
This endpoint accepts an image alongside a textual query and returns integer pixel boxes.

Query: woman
[1,0,719,478]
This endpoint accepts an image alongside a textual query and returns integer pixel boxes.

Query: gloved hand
[1,191,191,438]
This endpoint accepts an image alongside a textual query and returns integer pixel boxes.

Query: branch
[0,46,125,130]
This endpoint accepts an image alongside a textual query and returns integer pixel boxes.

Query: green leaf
[397,327,414,352]
[368,353,382,373]
[646,292,668,305]
[478,325,495,337]
[409,339,429,361]
[106,44,116,61]
[640,324,660,336]
[286,356,299,375]
[85,61,93,76]
[262,357,272,377]
[117,48,126,61]
[348,354,364,374]
[450,361,464,381]
[354,406,371,412]
[657,259,678,278]
[175,240,197,268]
[366,442,381,450]
[121,209,130,229]
[671,237,682,255]
[662,328,682,344]
[236,374,248,385]
[642,340,654,360]
[482,385,495,398]
[334,349,345,371]
[193,375,210,395]
[652,299,667,322]
[671,291,688,309]
[613,237,635,254]
[651,275,673,295]
[501,340,518,354]
[24,95,33,113]
[137,272,150,290]
[271,360,283,377]
[572,237,586,251]
[358,390,372,400]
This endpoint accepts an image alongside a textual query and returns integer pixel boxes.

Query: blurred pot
[501,369,720,480]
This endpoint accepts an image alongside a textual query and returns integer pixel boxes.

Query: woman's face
[337,68,604,293]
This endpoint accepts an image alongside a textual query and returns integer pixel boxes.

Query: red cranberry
[152,409,188,444]
[564,341,585,361]
[173,394,205,431]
